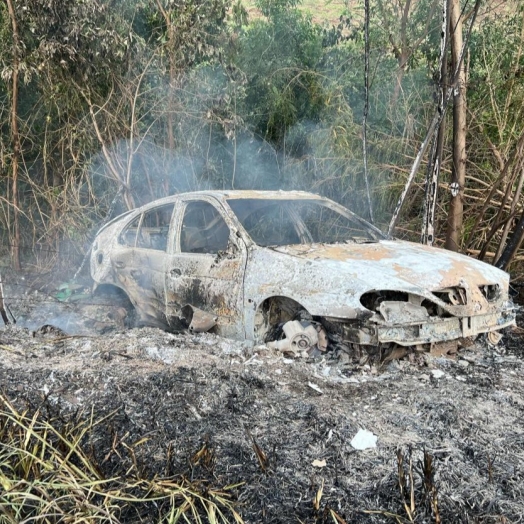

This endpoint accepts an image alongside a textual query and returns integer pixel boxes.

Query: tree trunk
[445,0,466,252]
[6,0,21,270]
[155,0,176,196]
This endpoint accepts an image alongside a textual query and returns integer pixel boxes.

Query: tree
[444,0,466,251]
[375,0,440,104]
[236,0,324,146]
[464,4,524,268]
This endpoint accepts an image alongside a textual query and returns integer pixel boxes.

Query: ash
[1,272,523,523]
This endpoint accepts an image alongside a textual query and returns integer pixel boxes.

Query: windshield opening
[227,199,380,247]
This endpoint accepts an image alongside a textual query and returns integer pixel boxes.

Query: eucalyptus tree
[0,0,144,265]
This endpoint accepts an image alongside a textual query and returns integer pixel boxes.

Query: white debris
[188,405,202,420]
[431,369,446,379]
[312,459,327,468]
[144,346,175,364]
[308,382,323,394]
[350,429,378,450]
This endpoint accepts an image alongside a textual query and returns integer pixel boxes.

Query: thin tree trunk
[445,0,467,251]
[392,0,411,104]
[156,0,176,196]
[7,0,20,270]
[362,0,374,223]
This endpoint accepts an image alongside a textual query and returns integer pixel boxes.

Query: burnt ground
[1,270,524,523]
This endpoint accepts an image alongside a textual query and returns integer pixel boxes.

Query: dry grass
[241,0,356,25]
[0,395,243,524]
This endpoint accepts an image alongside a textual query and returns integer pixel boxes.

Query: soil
[1,270,524,523]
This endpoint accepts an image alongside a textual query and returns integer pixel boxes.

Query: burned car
[90,190,515,355]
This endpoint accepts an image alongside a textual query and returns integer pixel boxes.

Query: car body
[90,190,515,351]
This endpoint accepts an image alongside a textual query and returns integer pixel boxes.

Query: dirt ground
[1,270,524,523]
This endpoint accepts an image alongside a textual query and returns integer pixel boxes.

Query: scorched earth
[0,270,523,523]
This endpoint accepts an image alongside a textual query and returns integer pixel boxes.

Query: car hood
[269,240,509,293]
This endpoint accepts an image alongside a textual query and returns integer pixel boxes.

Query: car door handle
[170,268,182,277]
[114,261,125,268]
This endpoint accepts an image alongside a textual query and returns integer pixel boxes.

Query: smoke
[83,3,389,223]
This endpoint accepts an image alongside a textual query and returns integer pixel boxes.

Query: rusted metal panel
[181,305,217,332]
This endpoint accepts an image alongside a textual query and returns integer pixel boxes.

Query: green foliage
[469,11,524,144]
[146,0,231,68]
[237,0,325,144]
[55,281,90,302]
[372,0,441,67]
[255,0,301,17]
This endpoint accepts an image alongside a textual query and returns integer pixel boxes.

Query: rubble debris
[107,307,128,329]
[350,429,378,450]
[430,339,459,357]
[33,324,69,337]
[487,330,503,345]
[312,459,327,468]
[307,382,323,394]
[431,369,446,379]
[317,324,329,352]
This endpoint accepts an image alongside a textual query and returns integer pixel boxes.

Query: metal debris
[267,320,319,356]
[181,305,217,333]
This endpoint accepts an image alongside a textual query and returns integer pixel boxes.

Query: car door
[165,197,247,338]
[111,202,175,327]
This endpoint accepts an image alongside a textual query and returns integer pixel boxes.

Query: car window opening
[227,199,378,247]
[119,204,174,251]
[181,201,230,254]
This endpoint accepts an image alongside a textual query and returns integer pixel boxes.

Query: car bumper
[377,309,516,346]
